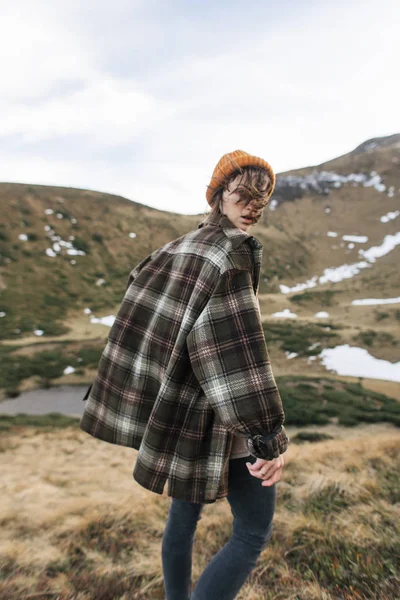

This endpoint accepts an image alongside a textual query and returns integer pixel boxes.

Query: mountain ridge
[0,133,399,398]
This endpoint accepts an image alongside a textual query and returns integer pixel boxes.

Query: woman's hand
[246,455,284,486]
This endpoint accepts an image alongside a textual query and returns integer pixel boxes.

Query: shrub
[290,289,339,306]
[72,237,90,254]
[291,431,334,443]
[0,413,80,431]
[276,376,400,427]
[92,233,104,243]
[375,311,389,321]
[263,321,339,356]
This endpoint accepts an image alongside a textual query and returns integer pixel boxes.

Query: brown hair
[204,166,272,220]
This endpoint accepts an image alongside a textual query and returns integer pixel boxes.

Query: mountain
[0,134,399,400]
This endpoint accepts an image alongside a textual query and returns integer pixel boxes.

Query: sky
[0,0,398,215]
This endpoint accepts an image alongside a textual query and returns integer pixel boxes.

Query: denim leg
[162,497,204,600]
[191,457,276,600]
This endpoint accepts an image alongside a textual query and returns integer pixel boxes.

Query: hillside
[0,133,399,401]
[1,421,398,599]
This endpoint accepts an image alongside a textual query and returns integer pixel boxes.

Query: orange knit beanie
[206,150,276,205]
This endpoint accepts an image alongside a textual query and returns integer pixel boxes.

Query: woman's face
[220,175,265,231]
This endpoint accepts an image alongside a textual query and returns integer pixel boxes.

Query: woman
[80,150,289,600]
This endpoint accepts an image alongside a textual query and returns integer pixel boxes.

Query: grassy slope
[0,423,398,599]
[0,144,398,398]
[1,138,399,599]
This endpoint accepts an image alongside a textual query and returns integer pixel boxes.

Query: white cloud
[1,79,161,143]
[0,0,399,214]
[0,11,94,102]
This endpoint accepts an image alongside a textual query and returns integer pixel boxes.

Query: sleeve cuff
[247,426,289,460]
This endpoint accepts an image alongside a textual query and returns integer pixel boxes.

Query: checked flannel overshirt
[80,211,289,503]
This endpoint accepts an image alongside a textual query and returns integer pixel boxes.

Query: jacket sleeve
[186,268,289,460]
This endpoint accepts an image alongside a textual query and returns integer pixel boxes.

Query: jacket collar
[198,212,262,250]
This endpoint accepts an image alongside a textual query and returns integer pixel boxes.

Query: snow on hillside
[280,233,400,294]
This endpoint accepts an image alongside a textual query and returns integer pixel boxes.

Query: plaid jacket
[80,212,289,503]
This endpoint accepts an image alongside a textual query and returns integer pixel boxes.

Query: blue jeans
[161,456,276,600]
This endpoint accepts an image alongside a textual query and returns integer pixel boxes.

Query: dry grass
[1,424,399,599]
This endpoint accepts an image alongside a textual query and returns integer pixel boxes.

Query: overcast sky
[1,0,398,214]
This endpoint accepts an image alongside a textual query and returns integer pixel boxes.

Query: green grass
[0,342,104,395]
[375,311,390,322]
[285,524,399,599]
[289,289,341,306]
[291,430,335,443]
[263,321,341,356]
[276,376,400,427]
[0,413,80,431]
[353,329,398,347]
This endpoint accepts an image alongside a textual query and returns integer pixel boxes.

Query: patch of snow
[285,352,298,359]
[70,218,77,224]
[308,342,321,350]
[272,308,298,319]
[44,225,51,231]
[319,262,371,284]
[281,232,400,294]
[320,344,400,382]
[45,248,57,257]
[348,243,355,250]
[18,234,28,241]
[342,235,368,243]
[269,199,278,211]
[0,312,6,317]
[325,207,331,214]
[352,297,400,306]
[70,260,76,265]
[83,308,92,314]
[275,170,388,195]
[380,210,399,223]
[96,278,106,286]
[327,231,338,237]
[315,311,329,318]
[359,232,400,262]
[44,209,54,215]
[53,243,61,252]
[63,366,75,375]
[129,232,137,238]
[67,248,86,256]
[34,329,44,336]
[56,213,63,219]
[281,278,318,294]
[90,315,116,327]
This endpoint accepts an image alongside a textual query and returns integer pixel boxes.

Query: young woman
[80,150,289,600]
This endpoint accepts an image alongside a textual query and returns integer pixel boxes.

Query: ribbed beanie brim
[206,150,276,205]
